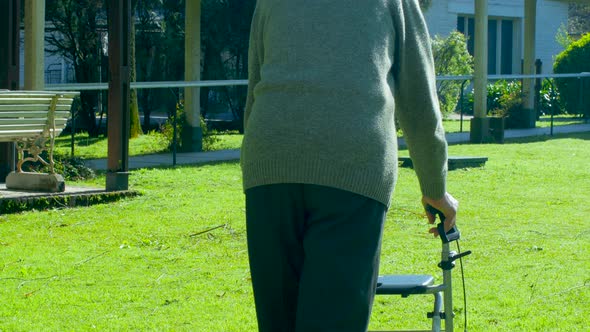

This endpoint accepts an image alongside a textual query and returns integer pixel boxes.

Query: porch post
[183,0,203,152]
[24,0,45,90]
[106,0,131,191]
[470,0,490,143]
[522,0,538,128]
[0,0,20,182]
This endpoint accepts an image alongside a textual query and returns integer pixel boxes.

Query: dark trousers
[245,184,387,332]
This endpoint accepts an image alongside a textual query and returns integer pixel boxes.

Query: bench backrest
[0,91,79,141]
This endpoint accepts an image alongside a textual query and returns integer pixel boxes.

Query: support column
[182,0,203,152]
[106,0,131,191]
[24,0,45,90]
[0,0,20,182]
[470,0,491,143]
[521,0,537,128]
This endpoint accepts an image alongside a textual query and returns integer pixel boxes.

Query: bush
[553,33,590,117]
[462,80,525,128]
[431,31,474,116]
[161,101,220,152]
[487,80,522,114]
[539,79,564,116]
[22,153,96,181]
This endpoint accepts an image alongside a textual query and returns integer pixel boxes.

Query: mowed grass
[1,132,589,331]
[54,131,171,159]
[52,115,587,159]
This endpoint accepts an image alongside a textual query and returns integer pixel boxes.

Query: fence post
[0,0,20,182]
[459,80,468,132]
[106,0,131,191]
[581,73,589,122]
[534,59,542,119]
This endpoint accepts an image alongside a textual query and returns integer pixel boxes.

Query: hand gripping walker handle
[426,205,461,243]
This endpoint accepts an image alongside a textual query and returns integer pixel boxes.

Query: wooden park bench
[0,90,79,192]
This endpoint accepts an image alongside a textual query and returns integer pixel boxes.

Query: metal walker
[372,210,472,332]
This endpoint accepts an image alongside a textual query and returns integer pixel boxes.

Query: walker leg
[432,292,443,332]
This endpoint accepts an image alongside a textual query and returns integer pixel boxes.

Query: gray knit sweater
[241,0,448,208]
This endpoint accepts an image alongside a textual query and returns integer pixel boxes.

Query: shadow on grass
[503,131,590,144]
[152,159,241,171]
[537,116,588,124]
[90,159,242,173]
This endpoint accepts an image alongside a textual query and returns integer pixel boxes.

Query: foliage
[200,0,255,131]
[539,79,564,116]
[461,80,527,127]
[46,0,142,137]
[129,0,143,138]
[568,3,590,37]
[134,0,185,127]
[52,155,96,180]
[486,80,522,114]
[45,0,105,136]
[553,33,590,117]
[556,23,573,49]
[431,31,474,116]
[21,152,96,181]
[123,0,254,132]
[160,101,220,152]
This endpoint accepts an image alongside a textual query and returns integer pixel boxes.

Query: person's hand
[422,192,458,237]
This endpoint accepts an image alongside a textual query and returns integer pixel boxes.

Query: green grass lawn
[53,115,586,160]
[442,114,587,133]
[1,132,589,330]
[54,131,171,159]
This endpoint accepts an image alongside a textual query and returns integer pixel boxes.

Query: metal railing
[46,80,248,164]
[44,72,589,163]
[46,79,249,91]
[436,72,590,134]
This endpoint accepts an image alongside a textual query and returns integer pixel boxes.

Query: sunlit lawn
[1,132,589,330]
[52,115,587,161]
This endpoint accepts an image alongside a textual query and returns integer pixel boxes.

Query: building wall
[19,30,76,86]
[423,0,569,74]
[423,1,457,37]
[535,1,569,73]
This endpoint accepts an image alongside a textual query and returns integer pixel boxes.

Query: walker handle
[426,205,461,243]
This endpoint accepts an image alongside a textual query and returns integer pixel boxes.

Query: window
[457,16,516,75]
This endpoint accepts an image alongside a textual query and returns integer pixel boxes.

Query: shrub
[161,101,220,151]
[539,79,564,116]
[553,33,590,117]
[431,31,474,116]
[22,153,96,181]
[462,80,526,128]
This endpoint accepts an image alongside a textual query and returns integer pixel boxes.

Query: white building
[423,0,569,74]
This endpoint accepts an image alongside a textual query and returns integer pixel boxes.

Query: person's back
[242,1,458,331]
[242,0,447,205]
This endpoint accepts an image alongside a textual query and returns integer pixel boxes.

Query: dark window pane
[457,16,465,34]
[488,20,497,74]
[467,18,475,55]
[501,20,514,74]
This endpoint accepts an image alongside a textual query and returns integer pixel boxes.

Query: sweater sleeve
[244,4,264,130]
[391,0,448,199]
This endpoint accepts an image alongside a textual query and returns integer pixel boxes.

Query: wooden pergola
[1,0,588,185]
[0,0,201,190]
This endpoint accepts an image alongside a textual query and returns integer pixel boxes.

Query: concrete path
[85,123,590,171]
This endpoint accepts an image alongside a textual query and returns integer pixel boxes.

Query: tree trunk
[129,0,142,138]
